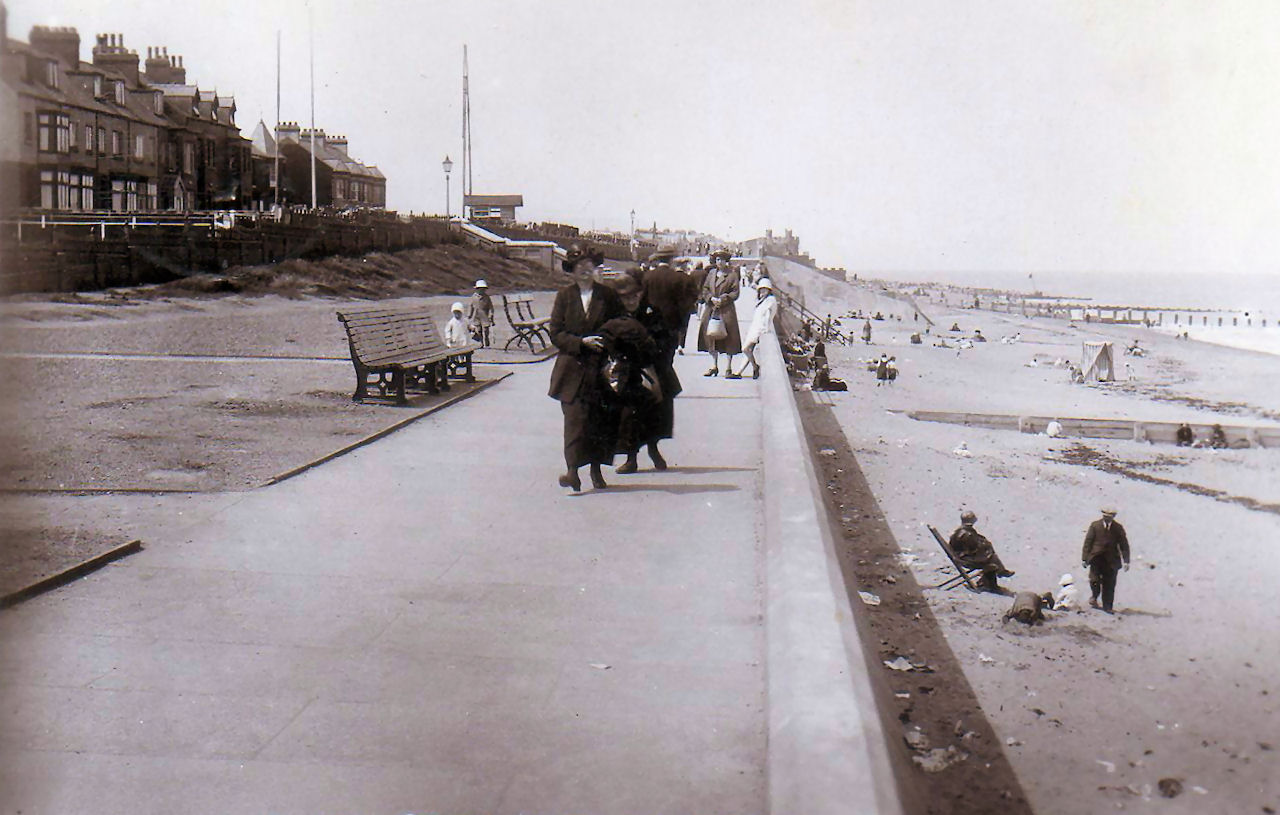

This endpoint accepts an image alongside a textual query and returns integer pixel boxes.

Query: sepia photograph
[1,1,1277,813]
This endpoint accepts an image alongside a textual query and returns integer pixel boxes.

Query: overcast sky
[10,0,1280,276]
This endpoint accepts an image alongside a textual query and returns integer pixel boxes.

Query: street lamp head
[442,155,453,175]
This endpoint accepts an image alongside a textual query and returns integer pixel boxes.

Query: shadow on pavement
[570,482,741,496]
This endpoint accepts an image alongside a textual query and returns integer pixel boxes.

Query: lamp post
[442,155,453,218]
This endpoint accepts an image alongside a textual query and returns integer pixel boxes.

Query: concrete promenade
[0,295,902,814]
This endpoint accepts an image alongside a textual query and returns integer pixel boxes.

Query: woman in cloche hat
[546,244,626,491]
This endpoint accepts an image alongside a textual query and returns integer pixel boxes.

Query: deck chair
[925,525,983,592]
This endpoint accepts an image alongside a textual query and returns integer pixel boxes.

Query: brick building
[272,122,385,209]
[0,9,379,214]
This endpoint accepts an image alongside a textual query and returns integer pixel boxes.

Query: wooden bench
[501,294,552,353]
[336,304,478,405]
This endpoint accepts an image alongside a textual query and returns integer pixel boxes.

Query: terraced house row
[0,6,386,214]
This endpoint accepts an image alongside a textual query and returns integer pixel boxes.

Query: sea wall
[0,214,453,294]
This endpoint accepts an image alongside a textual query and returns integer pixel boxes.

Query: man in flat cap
[949,510,1015,593]
[1081,507,1131,613]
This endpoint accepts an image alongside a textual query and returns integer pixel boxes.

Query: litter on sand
[953,442,973,458]
[858,591,882,606]
[884,657,916,672]
[1096,759,1116,773]
[979,653,996,664]
[819,447,837,457]
[1157,778,1184,798]
[589,663,611,670]
[912,746,968,773]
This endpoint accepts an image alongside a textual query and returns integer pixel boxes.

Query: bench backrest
[502,294,540,324]
[337,304,451,366]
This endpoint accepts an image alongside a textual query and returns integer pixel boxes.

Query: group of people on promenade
[949,507,1132,613]
[546,244,776,491]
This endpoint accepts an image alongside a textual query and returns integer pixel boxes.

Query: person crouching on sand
[949,510,1015,593]
[733,277,777,380]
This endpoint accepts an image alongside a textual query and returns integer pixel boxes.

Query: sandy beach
[778,261,1280,814]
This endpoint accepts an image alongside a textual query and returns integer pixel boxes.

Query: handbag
[706,316,728,340]
[601,354,630,394]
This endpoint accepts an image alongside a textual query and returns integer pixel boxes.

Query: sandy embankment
[775,261,1279,815]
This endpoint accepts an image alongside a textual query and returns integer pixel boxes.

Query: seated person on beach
[1176,423,1195,447]
[812,363,847,392]
[950,322,962,332]
[445,302,470,348]
[1209,424,1228,449]
[949,511,1015,593]
[972,329,986,342]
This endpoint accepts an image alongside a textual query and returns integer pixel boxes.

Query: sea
[858,268,1280,357]
[864,269,1280,317]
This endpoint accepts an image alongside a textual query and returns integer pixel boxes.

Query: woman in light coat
[695,251,742,376]
[733,277,777,379]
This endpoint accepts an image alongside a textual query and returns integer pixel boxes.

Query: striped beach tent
[1081,341,1115,382]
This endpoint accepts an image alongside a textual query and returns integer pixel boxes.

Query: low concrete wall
[759,332,906,815]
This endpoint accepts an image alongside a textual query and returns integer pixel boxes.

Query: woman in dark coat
[547,245,626,491]
[601,273,682,473]
[696,250,742,376]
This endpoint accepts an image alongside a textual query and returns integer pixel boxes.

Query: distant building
[464,194,522,222]
[274,121,385,209]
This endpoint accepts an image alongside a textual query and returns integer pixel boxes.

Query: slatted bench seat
[337,304,479,405]
[501,294,552,353]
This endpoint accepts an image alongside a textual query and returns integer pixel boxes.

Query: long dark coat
[605,305,681,452]
[548,282,626,468]
[643,265,700,338]
[547,282,626,404]
[697,268,742,354]
[1081,519,1130,569]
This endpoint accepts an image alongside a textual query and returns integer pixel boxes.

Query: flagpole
[309,5,317,209]
[274,29,280,211]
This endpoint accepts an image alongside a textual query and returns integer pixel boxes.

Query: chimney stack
[328,135,349,156]
[29,25,81,68]
[92,31,140,85]
[143,45,185,84]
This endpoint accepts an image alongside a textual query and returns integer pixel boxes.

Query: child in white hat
[467,279,494,347]
[445,302,469,348]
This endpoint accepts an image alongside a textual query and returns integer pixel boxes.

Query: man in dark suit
[641,259,699,359]
[1081,507,1131,613]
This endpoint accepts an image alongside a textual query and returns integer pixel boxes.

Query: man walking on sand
[1081,507,1130,613]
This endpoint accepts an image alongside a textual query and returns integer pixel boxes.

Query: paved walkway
[0,302,772,813]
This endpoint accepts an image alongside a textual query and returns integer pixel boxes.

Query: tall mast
[309,7,317,209]
[274,29,281,210]
[462,44,472,218]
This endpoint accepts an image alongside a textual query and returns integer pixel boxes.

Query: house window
[135,134,145,160]
[114,82,125,105]
[46,60,59,89]
[111,179,124,211]
[69,120,77,149]
[153,93,164,116]
[39,170,73,210]
[94,75,103,97]
[97,127,107,155]
[85,125,93,153]
[36,112,71,153]
[78,173,95,210]
[112,130,122,157]
[183,143,195,174]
